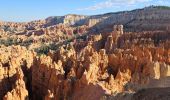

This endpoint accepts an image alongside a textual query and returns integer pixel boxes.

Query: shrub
[35,44,50,55]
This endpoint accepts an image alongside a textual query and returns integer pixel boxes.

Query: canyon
[0,6,170,100]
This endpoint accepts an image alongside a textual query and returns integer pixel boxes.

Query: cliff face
[3,68,28,100]
[0,46,35,100]
[45,6,170,32]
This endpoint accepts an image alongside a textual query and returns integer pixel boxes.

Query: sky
[0,0,170,22]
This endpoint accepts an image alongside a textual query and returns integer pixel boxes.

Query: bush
[21,37,34,47]
[35,44,50,55]
[0,38,18,46]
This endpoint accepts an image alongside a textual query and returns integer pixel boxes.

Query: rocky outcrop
[31,55,65,100]
[105,25,124,53]
[64,14,87,26]
[30,26,169,99]
[3,68,28,100]
[0,46,35,99]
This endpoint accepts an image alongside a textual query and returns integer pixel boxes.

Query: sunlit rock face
[0,46,35,100]
[3,68,28,100]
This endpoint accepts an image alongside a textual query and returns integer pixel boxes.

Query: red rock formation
[0,46,35,99]
[3,68,28,100]
[0,23,169,100]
